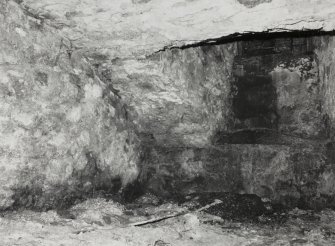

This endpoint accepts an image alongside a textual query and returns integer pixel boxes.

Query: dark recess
[216,33,318,144]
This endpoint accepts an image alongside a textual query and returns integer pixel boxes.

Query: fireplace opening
[214,36,322,145]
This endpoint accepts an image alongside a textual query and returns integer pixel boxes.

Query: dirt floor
[1,198,335,246]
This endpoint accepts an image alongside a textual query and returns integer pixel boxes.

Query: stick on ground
[129,199,223,227]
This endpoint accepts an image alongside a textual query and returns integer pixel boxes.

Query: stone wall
[109,44,236,148]
[2,0,335,211]
[313,36,335,207]
[138,36,335,209]
[316,36,335,135]
[0,2,141,210]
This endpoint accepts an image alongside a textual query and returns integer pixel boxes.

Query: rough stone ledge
[14,0,335,58]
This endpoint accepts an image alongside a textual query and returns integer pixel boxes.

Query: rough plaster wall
[316,36,335,133]
[141,142,327,209]
[0,2,140,210]
[271,39,325,139]
[313,36,335,204]
[109,44,236,148]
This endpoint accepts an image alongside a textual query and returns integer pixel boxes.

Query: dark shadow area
[178,192,287,224]
[232,75,277,130]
